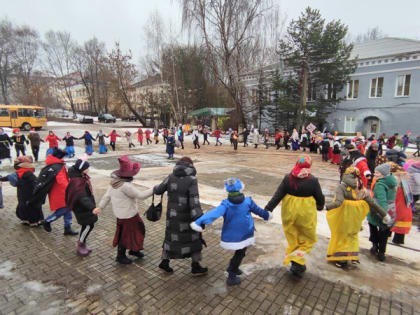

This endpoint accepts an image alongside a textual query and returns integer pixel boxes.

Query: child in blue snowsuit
[190,178,272,285]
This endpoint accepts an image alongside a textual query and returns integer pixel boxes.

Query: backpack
[28,163,64,207]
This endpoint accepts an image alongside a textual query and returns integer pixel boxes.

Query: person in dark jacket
[28,129,44,162]
[66,157,100,256]
[0,128,13,164]
[265,154,325,278]
[366,143,379,174]
[96,130,108,154]
[320,137,330,162]
[385,146,406,166]
[1,156,44,226]
[11,128,29,157]
[79,131,95,155]
[166,130,175,159]
[240,128,249,147]
[153,157,207,276]
[63,132,77,158]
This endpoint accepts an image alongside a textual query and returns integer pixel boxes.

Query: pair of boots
[76,241,92,257]
[116,246,144,264]
[158,259,208,276]
[290,261,306,278]
[370,245,386,261]
[43,221,78,236]
[226,268,243,286]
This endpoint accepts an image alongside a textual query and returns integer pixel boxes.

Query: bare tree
[354,26,386,43]
[0,20,17,104]
[42,31,78,117]
[13,25,40,104]
[106,42,147,126]
[179,0,278,127]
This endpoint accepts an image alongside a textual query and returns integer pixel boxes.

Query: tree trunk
[297,64,308,130]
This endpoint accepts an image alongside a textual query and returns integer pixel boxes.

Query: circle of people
[0,127,419,286]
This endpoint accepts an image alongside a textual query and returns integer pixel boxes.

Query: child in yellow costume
[326,167,390,268]
[265,154,325,277]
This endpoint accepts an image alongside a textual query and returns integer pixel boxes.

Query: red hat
[13,128,20,133]
[115,155,140,177]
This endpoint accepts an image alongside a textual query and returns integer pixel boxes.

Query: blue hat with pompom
[224,177,244,192]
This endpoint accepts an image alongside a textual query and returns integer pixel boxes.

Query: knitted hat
[115,155,140,177]
[74,155,90,172]
[224,177,244,193]
[13,128,20,134]
[51,148,66,159]
[376,163,391,176]
[345,143,357,151]
[371,143,379,150]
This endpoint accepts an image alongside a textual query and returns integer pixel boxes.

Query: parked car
[121,115,137,121]
[79,117,94,124]
[98,113,116,123]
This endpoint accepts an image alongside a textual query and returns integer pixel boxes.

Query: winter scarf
[289,154,312,189]
[66,169,93,211]
[16,167,35,178]
[110,171,133,189]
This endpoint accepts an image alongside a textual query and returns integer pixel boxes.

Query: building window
[344,116,356,133]
[370,77,384,98]
[396,74,411,97]
[347,80,359,99]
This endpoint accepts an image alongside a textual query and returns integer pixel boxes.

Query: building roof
[351,37,420,60]
[188,107,234,117]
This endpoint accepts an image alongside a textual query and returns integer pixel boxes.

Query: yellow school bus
[0,105,47,131]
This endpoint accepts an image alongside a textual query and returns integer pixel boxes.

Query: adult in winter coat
[325,167,389,268]
[42,148,78,236]
[265,154,325,278]
[320,138,330,162]
[11,129,29,157]
[28,129,43,162]
[241,128,249,147]
[145,129,152,145]
[108,130,121,151]
[283,131,290,150]
[62,132,77,158]
[44,131,61,156]
[0,128,12,164]
[366,143,379,174]
[177,126,185,149]
[390,168,413,245]
[192,129,200,149]
[0,156,44,226]
[345,144,371,188]
[191,178,272,285]
[79,131,95,155]
[153,129,159,144]
[153,157,207,275]
[291,129,300,151]
[214,128,222,146]
[252,128,260,148]
[136,128,144,146]
[387,133,398,149]
[275,130,283,150]
[331,139,341,165]
[96,130,108,154]
[166,131,175,159]
[202,127,210,145]
[99,156,153,264]
[368,163,397,261]
[407,161,420,204]
[66,157,100,256]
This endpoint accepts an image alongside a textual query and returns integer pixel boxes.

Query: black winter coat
[0,133,12,159]
[320,140,330,154]
[153,160,203,259]
[265,174,325,211]
[366,148,378,173]
[66,167,97,226]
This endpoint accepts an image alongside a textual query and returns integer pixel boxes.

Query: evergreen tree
[278,7,356,129]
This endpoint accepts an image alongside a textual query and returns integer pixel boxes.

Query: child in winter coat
[125,131,135,149]
[44,131,61,156]
[65,156,101,256]
[191,178,272,286]
[98,156,153,264]
[79,131,95,155]
[63,132,77,158]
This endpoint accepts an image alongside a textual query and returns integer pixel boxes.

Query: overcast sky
[2,0,420,60]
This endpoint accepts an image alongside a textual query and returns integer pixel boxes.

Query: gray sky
[2,0,420,61]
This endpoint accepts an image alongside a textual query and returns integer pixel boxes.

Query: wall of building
[329,58,420,136]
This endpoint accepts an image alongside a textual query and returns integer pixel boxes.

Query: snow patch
[0,261,16,279]
[86,284,102,295]
[23,281,59,293]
